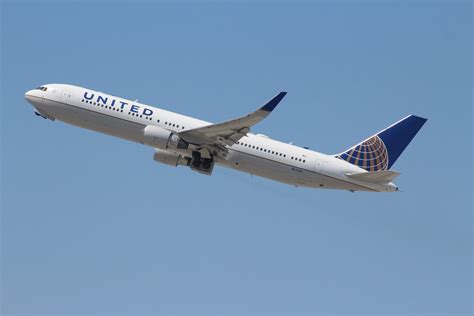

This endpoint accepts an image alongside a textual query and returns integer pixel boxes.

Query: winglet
[260,92,287,112]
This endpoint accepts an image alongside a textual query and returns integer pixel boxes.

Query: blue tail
[336,115,427,171]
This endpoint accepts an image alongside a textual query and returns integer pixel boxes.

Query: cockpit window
[36,86,48,91]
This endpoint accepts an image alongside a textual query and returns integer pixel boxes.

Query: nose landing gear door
[59,89,72,104]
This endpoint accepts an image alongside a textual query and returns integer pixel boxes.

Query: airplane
[25,84,427,192]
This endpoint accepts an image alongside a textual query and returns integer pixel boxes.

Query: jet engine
[143,125,189,152]
[153,148,214,176]
[153,148,190,167]
[145,125,214,175]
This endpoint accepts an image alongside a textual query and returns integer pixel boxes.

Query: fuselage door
[59,89,72,104]
[313,159,323,173]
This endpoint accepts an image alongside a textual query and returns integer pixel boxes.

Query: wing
[178,92,287,148]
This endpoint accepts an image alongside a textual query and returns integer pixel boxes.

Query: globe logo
[337,135,389,171]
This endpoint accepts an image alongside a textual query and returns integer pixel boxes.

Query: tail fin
[336,115,427,171]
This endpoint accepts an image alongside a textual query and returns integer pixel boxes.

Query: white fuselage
[25,84,397,192]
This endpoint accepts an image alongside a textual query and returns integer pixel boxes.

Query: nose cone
[25,89,44,106]
[25,90,36,104]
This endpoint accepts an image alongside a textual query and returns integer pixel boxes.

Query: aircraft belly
[221,149,311,186]
[40,99,144,143]
[217,149,375,191]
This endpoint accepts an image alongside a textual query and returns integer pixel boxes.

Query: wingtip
[260,91,287,112]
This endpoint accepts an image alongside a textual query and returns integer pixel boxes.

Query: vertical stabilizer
[336,115,427,171]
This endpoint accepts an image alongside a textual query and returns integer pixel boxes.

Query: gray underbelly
[39,99,145,144]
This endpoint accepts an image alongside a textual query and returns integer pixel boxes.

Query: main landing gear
[191,150,214,174]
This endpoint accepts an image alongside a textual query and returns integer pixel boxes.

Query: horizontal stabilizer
[346,170,400,183]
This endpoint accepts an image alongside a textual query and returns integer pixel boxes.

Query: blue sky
[1,1,472,315]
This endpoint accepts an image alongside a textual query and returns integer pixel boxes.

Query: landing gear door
[59,89,72,104]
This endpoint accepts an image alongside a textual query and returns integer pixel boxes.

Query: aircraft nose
[25,90,35,103]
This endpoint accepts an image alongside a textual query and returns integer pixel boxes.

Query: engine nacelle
[145,126,214,175]
[143,125,189,151]
[153,148,189,167]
